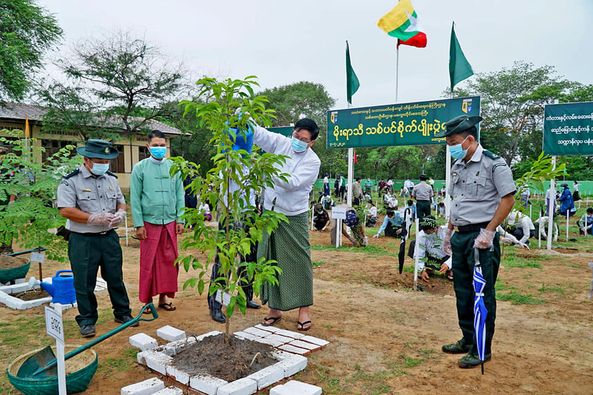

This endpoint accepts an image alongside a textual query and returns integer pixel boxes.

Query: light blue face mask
[91,163,109,176]
[449,136,470,160]
[291,136,309,153]
[149,146,167,159]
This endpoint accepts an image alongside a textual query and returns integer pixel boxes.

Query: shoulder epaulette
[483,150,500,160]
[106,171,118,178]
[63,169,80,179]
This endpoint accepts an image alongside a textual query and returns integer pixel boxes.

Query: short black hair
[294,118,319,140]
[459,127,478,139]
[407,199,413,206]
[386,209,395,217]
[587,207,593,214]
[419,174,428,181]
[148,130,166,142]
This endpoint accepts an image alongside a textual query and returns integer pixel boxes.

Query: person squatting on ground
[343,206,368,247]
[504,210,535,246]
[412,174,433,221]
[366,201,378,227]
[535,215,559,241]
[253,118,321,332]
[414,216,453,282]
[56,139,135,338]
[208,127,261,323]
[312,203,330,231]
[131,130,185,312]
[373,208,404,238]
[578,208,593,236]
[439,115,516,369]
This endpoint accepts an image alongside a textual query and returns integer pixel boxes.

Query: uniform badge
[104,147,110,154]
[83,188,92,192]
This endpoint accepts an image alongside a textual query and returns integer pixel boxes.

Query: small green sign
[326,96,480,148]
[543,102,593,156]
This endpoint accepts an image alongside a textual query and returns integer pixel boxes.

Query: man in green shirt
[131,130,185,311]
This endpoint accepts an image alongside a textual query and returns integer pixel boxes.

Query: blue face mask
[291,137,309,153]
[91,163,109,176]
[449,136,469,160]
[149,146,167,159]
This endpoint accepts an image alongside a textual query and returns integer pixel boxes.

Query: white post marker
[45,305,66,394]
[444,146,452,219]
[566,209,570,242]
[413,217,420,291]
[529,204,532,220]
[547,156,556,250]
[538,210,542,249]
[125,214,129,246]
[332,205,347,248]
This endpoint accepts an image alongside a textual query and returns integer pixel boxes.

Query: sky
[38,0,593,110]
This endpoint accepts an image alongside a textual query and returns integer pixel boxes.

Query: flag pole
[395,44,400,102]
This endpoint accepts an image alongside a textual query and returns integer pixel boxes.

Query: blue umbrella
[473,248,488,374]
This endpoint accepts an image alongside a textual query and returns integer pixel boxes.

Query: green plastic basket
[6,346,98,395]
[0,260,30,283]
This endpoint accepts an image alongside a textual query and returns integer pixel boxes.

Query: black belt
[456,222,490,233]
[71,229,114,237]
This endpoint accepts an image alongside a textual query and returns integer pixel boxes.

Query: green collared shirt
[130,158,185,227]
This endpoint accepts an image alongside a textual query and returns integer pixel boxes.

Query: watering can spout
[39,281,54,296]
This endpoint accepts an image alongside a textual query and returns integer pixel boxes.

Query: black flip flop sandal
[297,320,312,331]
[262,316,282,326]
[158,302,176,311]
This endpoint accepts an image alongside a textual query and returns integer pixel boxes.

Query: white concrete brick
[300,335,329,348]
[254,324,279,333]
[276,355,308,377]
[233,331,259,341]
[156,325,186,342]
[278,344,310,356]
[216,377,258,395]
[120,377,164,395]
[271,350,293,361]
[153,387,183,395]
[246,364,285,390]
[252,334,291,348]
[270,380,322,395]
[144,351,173,375]
[272,328,305,340]
[129,333,158,351]
[243,326,271,338]
[189,375,228,395]
[163,336,197,356]
[136,351,147,365]
[165,365,190,385]
[196,330,222,341]
[288,340,321,351]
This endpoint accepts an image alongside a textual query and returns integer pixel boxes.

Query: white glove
[373,233,380,239]
[108,210,127,227]
[474,228,496,249]
[88,212,117,226]
[442,228,453,255]
[517,241,530,250]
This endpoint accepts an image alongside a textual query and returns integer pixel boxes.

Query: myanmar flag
[377,0,421,41]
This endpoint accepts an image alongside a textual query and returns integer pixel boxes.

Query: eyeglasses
[292,131,312,144]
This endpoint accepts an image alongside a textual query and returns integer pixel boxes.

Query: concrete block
[270,380,322,395]
[288,340,321,351]
[216,377,258,395]
[276,355,308,377]
[196,330,222,341]
[189,375,228,395]
[271,350,293,361]
[153,387,183,395]
[254,323,278,333]
[120,377,164,395]
[144,351,173,375]
[242,326,271,338]
[278,344,310,355]
[163,336,197,356]
[246,364,285,390]
[300,335,329,348]
[233,331,259,341]
[272,328,305,340]
[156,325,186,342]
[253,334,291,348]
[165,365,190,385]
[129,333,158,351]
[136,351,147,365]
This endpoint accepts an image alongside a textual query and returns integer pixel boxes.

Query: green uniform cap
[436,115,483,138]
[76,139,119,159]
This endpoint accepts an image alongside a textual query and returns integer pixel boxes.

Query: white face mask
[291,136,309,153]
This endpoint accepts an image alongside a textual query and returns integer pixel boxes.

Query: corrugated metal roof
[0,103,183,135]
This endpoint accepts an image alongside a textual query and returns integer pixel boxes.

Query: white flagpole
[395,44,400,102]
[547,156,556,250]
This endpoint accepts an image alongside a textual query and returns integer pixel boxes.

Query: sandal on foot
[297,320,312,331]
[262,316,282,326]
[158,302,176,311]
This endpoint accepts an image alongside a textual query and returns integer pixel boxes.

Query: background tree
[0,0,62,102]
[40,33,186,141]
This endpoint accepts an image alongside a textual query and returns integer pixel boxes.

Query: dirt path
[1,230,593,394]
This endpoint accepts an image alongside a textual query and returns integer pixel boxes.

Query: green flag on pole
[346,41,360,104]
[449,22,474,92]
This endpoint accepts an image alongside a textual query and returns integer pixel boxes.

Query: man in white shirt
[414,216,452,281]
[254,118,321,332]
[506,210,535,245]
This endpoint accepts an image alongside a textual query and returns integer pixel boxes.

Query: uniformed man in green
[439,116,516,368]
[57,139,135,338]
